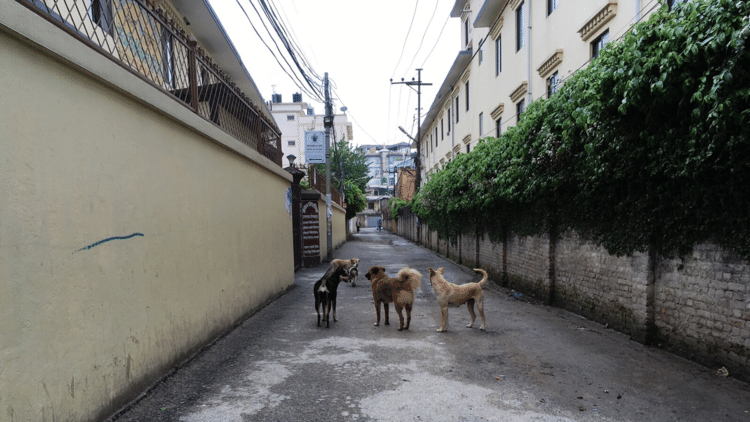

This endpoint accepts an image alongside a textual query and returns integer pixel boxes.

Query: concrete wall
[394,211,750,383]
[1,4,294,421]
[317,199,347,261]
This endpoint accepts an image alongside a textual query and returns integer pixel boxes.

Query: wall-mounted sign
[305,131,326,163]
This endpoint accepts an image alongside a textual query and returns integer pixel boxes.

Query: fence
[307,165,343,206]
[22,0,283,166]
[391,206,750,383]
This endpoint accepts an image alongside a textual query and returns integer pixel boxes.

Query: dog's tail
[473,268,488,287]
[397,267,422,291]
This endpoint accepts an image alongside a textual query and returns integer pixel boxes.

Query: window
[435,128,438,146]
[496,118,502,138]
[441,119,444,140]
[91,0,113,35]
[455,96,460,123]
[288,141,295,146]
[495,36,502,75]
[466,143,471,153]
[368,202,375,210]
[517,99,526,124]
[464,18,470,47]
[287,115,295,121]
[479,112,484,137]
[547,71,559,98]
[465,81,470,111]
[548,0,559,15]
[516,1,526,51]
[592,30,610,58]
[161,28,175,89]
[447,107,451,133]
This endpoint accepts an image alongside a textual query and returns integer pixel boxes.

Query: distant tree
[315,140,369,219]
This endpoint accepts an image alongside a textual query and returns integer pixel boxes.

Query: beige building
[420,0,670,181]
[0,0,328,420]
[269,93,354,165]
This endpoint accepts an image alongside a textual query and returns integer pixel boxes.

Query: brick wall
[505,234,551,301]
[395,208,750,382]
[655,244,750,380]
[555,232,651,340]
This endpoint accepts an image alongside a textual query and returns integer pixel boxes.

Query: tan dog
[324,258,359,281]
[427,267,488,332]
[323,258,359,287]
[365,266,421,331]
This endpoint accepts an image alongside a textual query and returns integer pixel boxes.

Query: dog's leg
[315,297,321,327]
[323,298,331,328]
[332,297,337,322]
[466,298,477,328]
[383,303,390,326]
[395,304,405,331]
[374,300,381,326]
[477,298,486,330]
[404,303,413,330]
[437,306,449,332]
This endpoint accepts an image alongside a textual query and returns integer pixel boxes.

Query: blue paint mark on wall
[74,233,144,253]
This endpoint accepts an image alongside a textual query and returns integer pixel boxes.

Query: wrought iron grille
[308,165,343,207]
[21,0,283,166]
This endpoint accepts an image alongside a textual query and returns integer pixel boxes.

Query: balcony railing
[21,0,283,167]
[307,166,343,207]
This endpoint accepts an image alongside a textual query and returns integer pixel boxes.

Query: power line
[235,0,324,102]
[391,0,421,79]
[403,0,441,72]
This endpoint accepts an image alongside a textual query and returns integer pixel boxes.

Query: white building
[419,0,680,182]
[268,93,354,165]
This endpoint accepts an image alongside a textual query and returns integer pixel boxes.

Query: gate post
[285,163,305,270]
[301,190,322,268]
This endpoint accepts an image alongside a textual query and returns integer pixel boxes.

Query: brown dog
[365,266,421,331]
[427,267,488,332]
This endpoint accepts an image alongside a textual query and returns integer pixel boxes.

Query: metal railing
[307,166,343,207]
[21,0,283,166]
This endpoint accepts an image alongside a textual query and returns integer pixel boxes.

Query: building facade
[1,0,295,420]
[357,142,414,196]
[269,93,354,165]
[419,0,672,182]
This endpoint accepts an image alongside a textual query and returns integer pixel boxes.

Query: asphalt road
[108,228,750,422]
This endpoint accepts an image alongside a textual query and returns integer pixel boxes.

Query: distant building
[268,93,353,165]
[356,142,414,196]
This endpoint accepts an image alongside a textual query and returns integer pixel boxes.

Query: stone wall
[392,209,750,382]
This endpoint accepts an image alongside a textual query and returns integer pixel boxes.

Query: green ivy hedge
[414,0,750,258]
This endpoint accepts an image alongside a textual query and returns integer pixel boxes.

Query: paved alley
[108,229,750,422]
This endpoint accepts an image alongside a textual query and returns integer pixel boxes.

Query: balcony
[22,0,283,166]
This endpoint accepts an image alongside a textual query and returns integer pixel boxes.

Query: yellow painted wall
[0,9,294,422]
[316,199,348,262]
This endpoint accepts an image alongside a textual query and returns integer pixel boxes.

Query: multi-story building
[419,0,678,182]
[269,93,354,165]
[357,142,414,196]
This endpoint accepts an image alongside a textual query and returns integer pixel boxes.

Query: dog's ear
[428,268,435,276]
[438,267,445,274]
[371,267,380,275]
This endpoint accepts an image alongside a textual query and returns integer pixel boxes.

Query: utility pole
[391,69,431,192]
[392,69,431,244]
[324,72,333,262]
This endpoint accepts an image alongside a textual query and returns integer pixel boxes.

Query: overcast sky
[209,0,461,147]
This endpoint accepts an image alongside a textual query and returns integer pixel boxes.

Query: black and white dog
[314,266,350,328]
